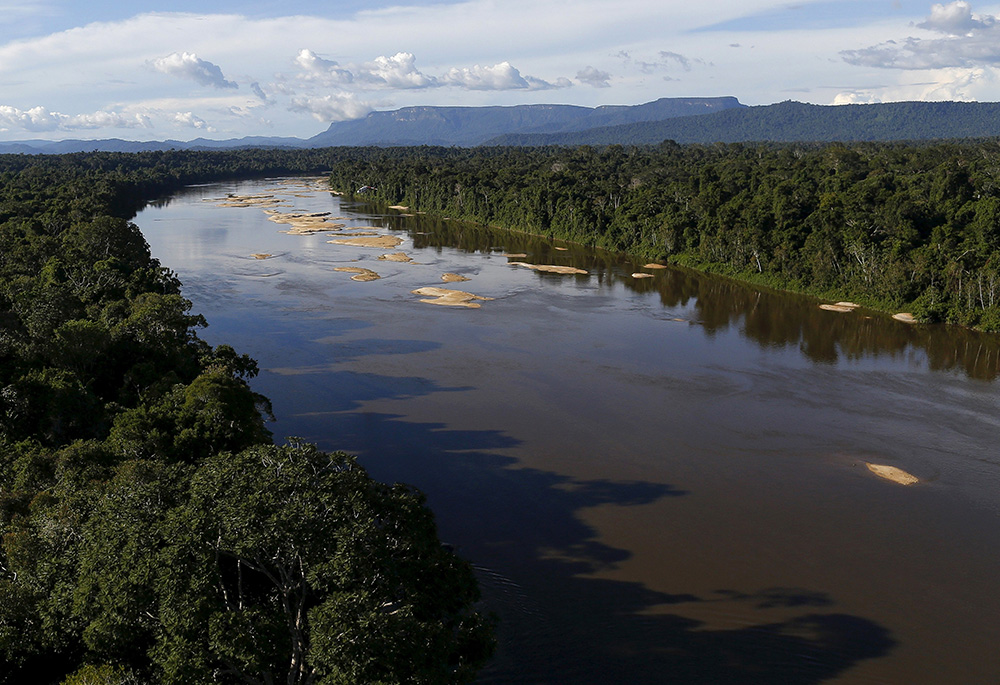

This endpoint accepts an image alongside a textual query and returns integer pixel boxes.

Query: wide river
[135,178,1000,684]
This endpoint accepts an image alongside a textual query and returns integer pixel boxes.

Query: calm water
[135,178,1000,684]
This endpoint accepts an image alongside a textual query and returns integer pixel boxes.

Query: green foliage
[0,150,494,683]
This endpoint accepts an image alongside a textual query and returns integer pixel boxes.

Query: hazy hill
[486,100,1000,145]
[304,97,745,147]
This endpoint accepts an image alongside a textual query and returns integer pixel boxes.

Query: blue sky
[2,0,999,141]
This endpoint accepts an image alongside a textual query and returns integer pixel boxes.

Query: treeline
[0,150,494,683]
[329,141,1000,330]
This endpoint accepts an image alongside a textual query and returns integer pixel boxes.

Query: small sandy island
[388,205,409,210]
[378,252,413,262]
[214,194,289,208]
[411,286,493,308]
[441,273,470,283]
[820,304,856,313]
[509,262,588,275]
[643,263,668,270]
[334,267,381,282]
[632,273,654,279]
[865,463,920,485]
[893,312,918,324]
[265,210,347,234]
[328,236,404,249]
[250,253,273,260]
[502,253,528,259]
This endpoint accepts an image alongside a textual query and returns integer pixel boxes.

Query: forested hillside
[329,141,1000,330]
[0,150,495,684]
[487,100,1000,146]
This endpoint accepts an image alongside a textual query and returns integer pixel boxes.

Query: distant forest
[329,140,1000,330]
[487,101,1000,146]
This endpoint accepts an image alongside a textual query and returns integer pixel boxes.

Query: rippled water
[135,178,1000,684]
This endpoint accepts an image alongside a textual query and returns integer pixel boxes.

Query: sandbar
[632,273,654,279]
[250,253,273,260]
[441,273,470,282]
[503,253,528,258]
[554,246,569,251]
[378,252,413,262]
[820,304,856,313]
[266,210,347,234]
[328,236,404,249]
[388,205,409,210]
[215,194,289,208]
[509,262,588,275]
[643,263,668,269]
[411,286,493,308]
[334,267,381,282]
[893,312,918,324]
[865,463,919,485]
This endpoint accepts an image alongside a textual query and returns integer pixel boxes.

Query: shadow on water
[283,405,895,684]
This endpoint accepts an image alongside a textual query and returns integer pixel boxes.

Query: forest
[328,141,1000,330]
[0,149,495,684]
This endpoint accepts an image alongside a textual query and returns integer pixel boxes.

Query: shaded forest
[0,149,494,684]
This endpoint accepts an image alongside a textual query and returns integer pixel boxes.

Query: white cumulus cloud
[576,66,612,87]
[0,104,151,132]
[289,92,376,122]
[917,1,993,35]
[151,52,238,89]
[440,61,568,90]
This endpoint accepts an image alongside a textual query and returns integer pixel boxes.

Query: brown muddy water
[135,179,1000,684]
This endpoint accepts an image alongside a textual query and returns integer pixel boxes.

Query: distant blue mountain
[0,97,744,153]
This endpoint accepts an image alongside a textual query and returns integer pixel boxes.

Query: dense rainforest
[0,149,495,685]
[328,141,1000,330]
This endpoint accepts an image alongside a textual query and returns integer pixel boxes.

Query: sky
[3,0,1000,142]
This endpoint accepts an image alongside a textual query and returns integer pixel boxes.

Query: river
[134,177,1000,684]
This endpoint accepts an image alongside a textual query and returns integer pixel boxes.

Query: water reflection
[359,204,1000,381]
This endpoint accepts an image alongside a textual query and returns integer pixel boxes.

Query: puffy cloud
[293,49,354,86]
[576,66,612,87]
[289,92,375,122]
[843,2,1000,69]
[440,61,568,90]
[917,1,992,35]
[0,104,151,132]
[151,52,238,89]
[835,66,993,103]
[357,52,437,88]
[173,111,211,129]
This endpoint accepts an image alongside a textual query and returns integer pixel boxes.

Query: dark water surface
[135,179,1000,684]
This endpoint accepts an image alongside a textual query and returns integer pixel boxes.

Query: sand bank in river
[643,263,668,269]
[632,273,654,279]
[411,287,493,308]
[214,194,290,209]
[328,236,404,249]
[509,262,588,275]
[250,253,273,260]
[334,267,381,282]
[378,252,413,262]
[441,273,470,282]
[265,210,347,234]
[893,313,918,324]
[502,253,528,259]
[865,463,919,485]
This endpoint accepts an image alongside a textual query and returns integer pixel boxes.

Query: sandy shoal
[643,263,668,269]
[411,286,493,308]
[441,273,470,282]
[632,273,654,279]
[509,262,588,275]
[378,252,413,262]
[865,463,919,485]
[503,253,528,258]
[893,312,918,323]
[251,253,273,260]
[820,304,856,313]
[328,236,404,249]
[334,267,381,282]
